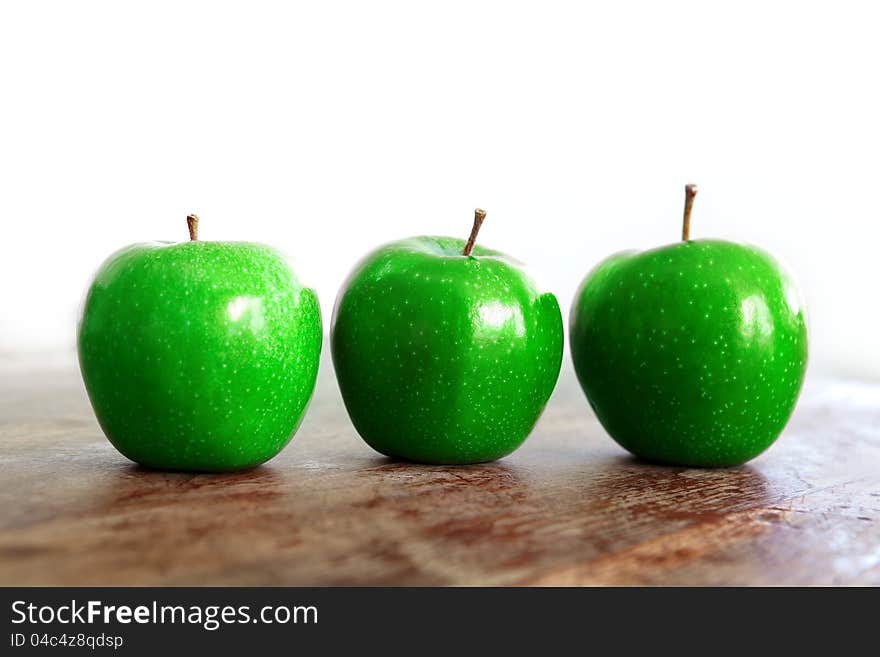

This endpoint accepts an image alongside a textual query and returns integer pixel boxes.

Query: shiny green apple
[331,210,563,464]
[78,215,322,471]
[570,186,808,467]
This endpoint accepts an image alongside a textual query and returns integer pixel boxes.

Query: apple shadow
[346,456,530,510]
[93,461,287,509]
[556,452,775,521]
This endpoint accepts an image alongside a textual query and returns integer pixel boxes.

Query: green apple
[331,209,564,464]
[570,186,808,467]
[78,215,322,471]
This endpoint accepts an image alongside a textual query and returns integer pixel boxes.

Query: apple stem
[462,208,487,257]
[187,214,199,241]
[682,184,697,242]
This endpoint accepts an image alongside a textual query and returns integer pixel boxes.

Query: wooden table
[1,355,878,586]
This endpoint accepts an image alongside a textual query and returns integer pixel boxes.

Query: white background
[1,1,878,379]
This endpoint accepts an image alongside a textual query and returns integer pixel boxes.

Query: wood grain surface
[1,355,878,586]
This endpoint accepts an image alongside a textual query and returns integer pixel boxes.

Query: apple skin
[331,236,563,464]
[570,239,807,467]
[78,241,322,472]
